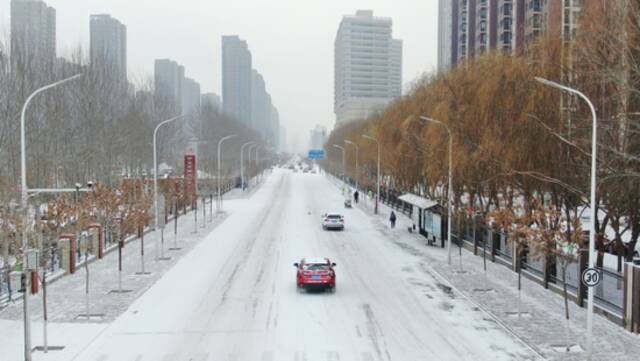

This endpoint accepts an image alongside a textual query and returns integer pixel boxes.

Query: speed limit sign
[581,268,602,287]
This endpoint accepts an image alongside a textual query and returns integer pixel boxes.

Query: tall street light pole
[362,135,380,214]
[20,73,83,361]
[153,115,184,261]
[333,144,346,183]
[535,76,598,361]
[248,144,257,186]
[420,116,453,266]
[240,141,255,191]
[344,140,359,191]
[217,134,237,212]
[253,146,261,183]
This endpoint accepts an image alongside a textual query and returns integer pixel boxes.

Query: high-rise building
[279,126,287,153]
[251,69,268,134]
[268,105,280,150]
[334,10,402,125]
[10,0,56,66]
[154,58,184,114]
[250,69,281,147]
[441,0,593,68]
[495,0,521,53]
[201,93,222,110]
[310,125,328,150]
[182,77,201,137]
[90,14,127,82]
[438,0,458,72]
[182,77,201,117]
[455,0,477,63]
[222,35,252,126]
[475,0,498,55]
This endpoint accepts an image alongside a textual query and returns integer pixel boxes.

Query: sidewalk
[329,175,640,361]
[0,178,264,324]
[0,208,227,324]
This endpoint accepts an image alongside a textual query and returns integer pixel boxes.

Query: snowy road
[68,170,540,361]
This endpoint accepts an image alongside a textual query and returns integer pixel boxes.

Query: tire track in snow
[362,303,392,361]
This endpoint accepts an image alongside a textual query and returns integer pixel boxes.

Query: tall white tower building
[334,10,402,125]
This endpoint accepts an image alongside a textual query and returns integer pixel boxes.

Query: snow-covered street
[0,169,543,361]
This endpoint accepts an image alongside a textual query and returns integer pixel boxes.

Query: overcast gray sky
[0,0,438,152]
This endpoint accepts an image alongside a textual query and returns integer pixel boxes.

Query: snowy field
[2,170,546,360]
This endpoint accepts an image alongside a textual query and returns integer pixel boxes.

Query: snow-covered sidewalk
[0,181,262,360]
[330,176,640,361]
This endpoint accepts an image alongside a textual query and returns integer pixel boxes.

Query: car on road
[322,213,344,230]
[294,257,336,292]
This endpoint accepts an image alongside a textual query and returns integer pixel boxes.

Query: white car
[322,213,344,230]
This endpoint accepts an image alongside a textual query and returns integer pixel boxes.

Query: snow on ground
[327,175,640,361]
[0,170,535,361]
[5,169,636,361]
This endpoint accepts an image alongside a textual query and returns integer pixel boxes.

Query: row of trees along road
[324,2,640,347]
[0,35,272,347]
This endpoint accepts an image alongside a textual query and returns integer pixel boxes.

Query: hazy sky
[0,0,438,152]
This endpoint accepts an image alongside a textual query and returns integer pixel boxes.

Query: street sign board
[184,154,197,199]
[581,267,602,287]
[308,149,325,160]
[25,249,39,270]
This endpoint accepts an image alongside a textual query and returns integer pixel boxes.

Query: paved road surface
[69,170,539,361]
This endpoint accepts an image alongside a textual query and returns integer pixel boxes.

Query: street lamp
[332,144,346,183]
[217,134,237,212]
[20,73,83,361]
[240,141,255,191]
[535,76,598,361]
[419,116,453,266]
[362,134,380,214]
[247,144,258,186]
[153,115,184,261]
[344,139,359,191]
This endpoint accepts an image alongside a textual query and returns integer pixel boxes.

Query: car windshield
[304,263,330,271]
[327,214,342,219]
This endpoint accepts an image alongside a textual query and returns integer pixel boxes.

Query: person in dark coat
[354,190,359,204]
[390,211,397,228]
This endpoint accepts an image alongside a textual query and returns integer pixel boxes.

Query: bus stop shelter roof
[398,193,440,210]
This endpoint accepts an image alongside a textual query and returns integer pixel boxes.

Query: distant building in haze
[10,0,56,67]
[222,35,253,126]
[154,58,184,114]
[90,14,127,82]
[201,93,221,110]
[310,125,327,150]
[268,105,280,150]
[182,77,201,117]
[279,125,287,153]
[334,10,402,126]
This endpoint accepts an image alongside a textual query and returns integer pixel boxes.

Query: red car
[294,257,337,292]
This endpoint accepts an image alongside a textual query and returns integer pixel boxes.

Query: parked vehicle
[294,257,336,292]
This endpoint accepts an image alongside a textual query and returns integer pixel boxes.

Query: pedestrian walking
[390,211,397,228]
[354,190,359,204]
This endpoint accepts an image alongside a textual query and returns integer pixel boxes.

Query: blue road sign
[308,149,325,160]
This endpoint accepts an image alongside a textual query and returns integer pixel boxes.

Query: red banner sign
[184,154,197,200]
